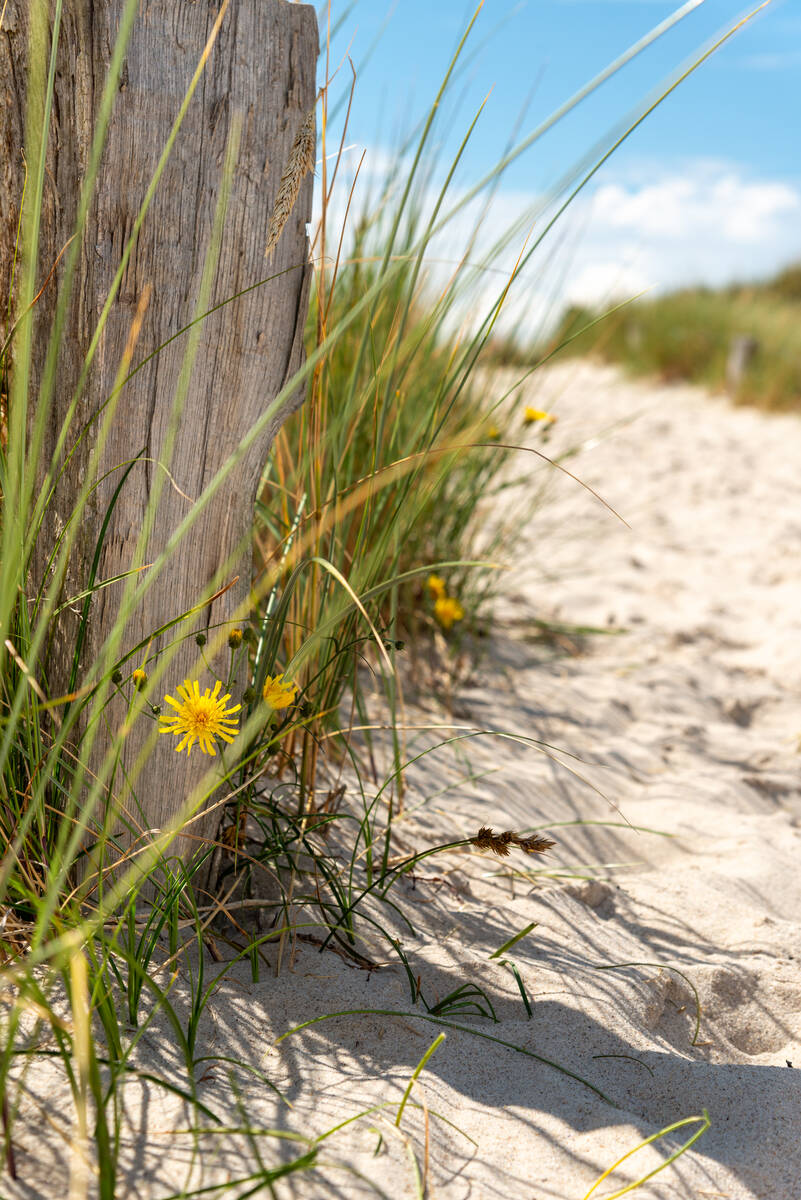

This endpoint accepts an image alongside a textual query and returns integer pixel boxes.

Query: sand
[6,362,801,1199]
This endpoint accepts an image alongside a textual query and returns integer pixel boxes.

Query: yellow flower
[132,668,148,689]
[434,595,465,631]
[228,627,243,649]
[426,573,447,601]
[262,673,298,711]
[159,679,240,756]
[523,406,557,425]
[487,425,501,441]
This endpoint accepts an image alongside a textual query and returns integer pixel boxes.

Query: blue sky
[320,1,801,327]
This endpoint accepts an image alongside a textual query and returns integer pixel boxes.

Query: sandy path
[8,363,801,1198]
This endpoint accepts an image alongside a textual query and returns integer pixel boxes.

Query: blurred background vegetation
[488,260,801,413]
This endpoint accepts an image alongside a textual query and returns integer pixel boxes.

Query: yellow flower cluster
[262,673,298,711]
[159,671,300,758]
[523,406,557,426]
[426,574,464,632]
[426,574,447,601]
[434,595,464,631]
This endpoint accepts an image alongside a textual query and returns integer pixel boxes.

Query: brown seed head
[470,826,555,858]
[265,106,316,260]
[511,832,556,855]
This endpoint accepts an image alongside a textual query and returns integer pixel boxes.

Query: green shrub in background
[533,265,801,411]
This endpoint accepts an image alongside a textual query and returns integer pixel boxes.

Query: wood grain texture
[1,1,318,878]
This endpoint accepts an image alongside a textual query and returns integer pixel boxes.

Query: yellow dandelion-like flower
[228,627,243,649]
[434,595,465,631]
[132,668,148,689]
[159,679,241,756]
[523,406,557,425]
[426,573,447,601]
[262,673,298,711]
[487,424,501,440]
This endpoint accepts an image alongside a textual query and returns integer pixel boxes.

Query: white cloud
[558,162,801,324]
[737,51,801,71]
[313,149,801,339]
[500,162,801,328]
[591,170,800,244]
[592,177,694,238]
[565,259,651,308]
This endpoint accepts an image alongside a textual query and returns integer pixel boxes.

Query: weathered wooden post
[726,334,759,397]
[0,1,318,876]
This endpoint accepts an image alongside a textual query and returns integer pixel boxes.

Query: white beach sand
[6,362,801,1198]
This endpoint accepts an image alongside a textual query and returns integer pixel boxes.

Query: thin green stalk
[395,1033,445,1127]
